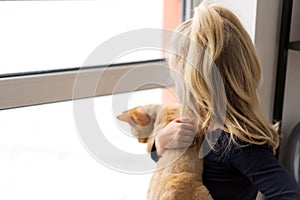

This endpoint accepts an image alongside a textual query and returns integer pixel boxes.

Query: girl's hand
[155,118,196,156]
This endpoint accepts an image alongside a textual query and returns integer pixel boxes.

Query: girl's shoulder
[206,129,272,161]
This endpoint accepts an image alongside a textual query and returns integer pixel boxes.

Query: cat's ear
[117,107,151,126]
[128,108,151,126]
[117,111,134,124]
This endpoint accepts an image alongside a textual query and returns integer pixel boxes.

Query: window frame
[0,60,172,110]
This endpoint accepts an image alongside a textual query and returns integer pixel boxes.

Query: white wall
[254,0,282,121]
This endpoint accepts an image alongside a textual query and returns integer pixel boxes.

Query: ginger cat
[117,104,213,200]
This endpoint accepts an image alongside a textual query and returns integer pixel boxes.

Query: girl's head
[168,1,279,152]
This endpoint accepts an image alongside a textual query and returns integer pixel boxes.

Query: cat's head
[117,104,180,152]
[117,104,162,144]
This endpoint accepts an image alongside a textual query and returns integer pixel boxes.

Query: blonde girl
[151,2,300,199]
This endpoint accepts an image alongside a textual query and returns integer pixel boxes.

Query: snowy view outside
[0,0,164,75]
[0,1,165,199]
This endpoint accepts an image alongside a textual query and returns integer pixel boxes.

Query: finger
[167,139,194,149]
[175,118,194,124]
[180,123,196,132]
[177,140,194,148]
[177,135,195,143]
[177,133,196,140]
[178,133,196,142]
[167,140,186,149]
[183,131,197,139]
[179,138,194,145]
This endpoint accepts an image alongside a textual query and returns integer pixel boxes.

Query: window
[0,0,182,110]
[0,1,183,199]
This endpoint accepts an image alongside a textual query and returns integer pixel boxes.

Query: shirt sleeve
[230,144,300,200]
[150,141,160,162]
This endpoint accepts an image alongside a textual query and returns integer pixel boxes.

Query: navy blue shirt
[151,131,300,199]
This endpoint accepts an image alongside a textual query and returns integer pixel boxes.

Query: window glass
[0,0,166,75]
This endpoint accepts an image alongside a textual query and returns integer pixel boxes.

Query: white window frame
[0,60,172,110]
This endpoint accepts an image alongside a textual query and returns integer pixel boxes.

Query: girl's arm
[230,144,300,199]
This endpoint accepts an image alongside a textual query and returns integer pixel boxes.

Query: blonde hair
[168,1,279,153]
